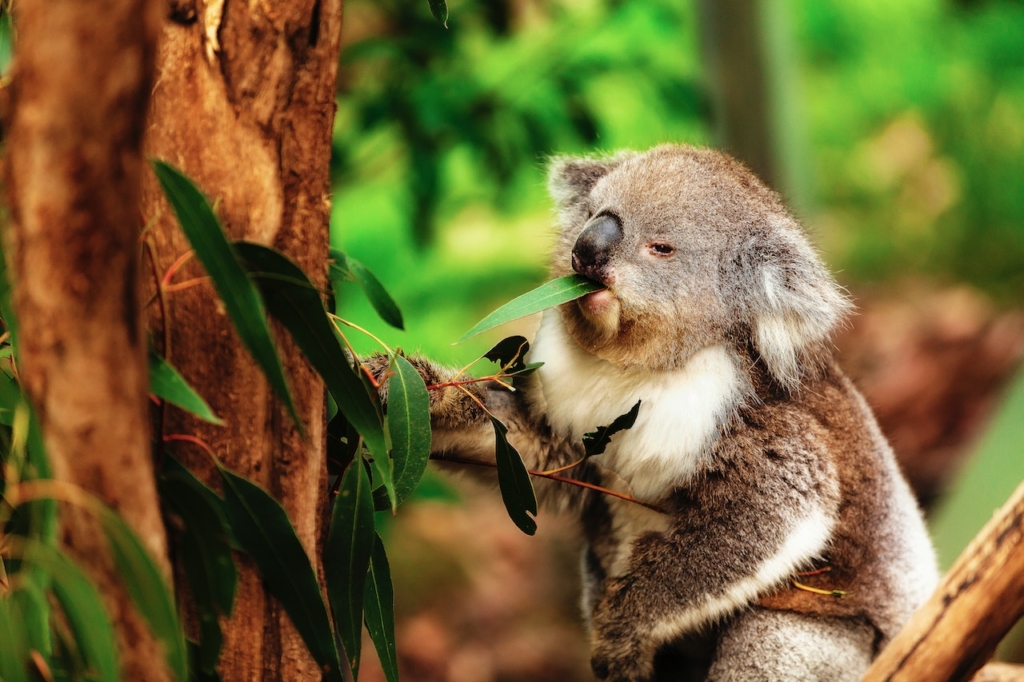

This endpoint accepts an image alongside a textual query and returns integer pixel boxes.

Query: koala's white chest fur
[528,309,748,502]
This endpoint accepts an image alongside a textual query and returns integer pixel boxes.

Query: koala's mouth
[577,287,619,318]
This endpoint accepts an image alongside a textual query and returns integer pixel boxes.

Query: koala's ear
[747,218,852,390]
[547,152,635,209]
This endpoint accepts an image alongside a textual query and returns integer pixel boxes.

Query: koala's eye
[649,243,675,257]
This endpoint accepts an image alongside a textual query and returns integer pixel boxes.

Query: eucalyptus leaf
[483,336,543,380]
[0,235,20,352]
[0,369,19,426]
[371,485,393,513]
[25,408,57,547]
[0,594,31,682]
[233,242,387,464]
[99,507,188,682]
[160,475,237,673]
[582,400,642,458]
[23,542,119,682]
[325,460,375,679]
[369,454,396,512]
[187,640,224,682]
[161,455,238,550]
[149,351,224,425]
[388,355,431,506]
[10,578,49,657]
[457,275,604,342]
[334,251,404,330]
[490,417,538,535]
[218,466,343,681]
[151,160,300,430]
[428,0,448,27]
[483,336,530,372]
[328,247,353,283]
[363,534,399,682]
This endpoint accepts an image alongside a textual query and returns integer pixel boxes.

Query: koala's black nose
[572,214,623,283]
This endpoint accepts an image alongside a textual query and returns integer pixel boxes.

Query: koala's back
[752,361,938,642]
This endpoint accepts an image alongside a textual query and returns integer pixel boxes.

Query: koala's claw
[355,353,391,407]
[589,652,651,682]
[589,633,653,682]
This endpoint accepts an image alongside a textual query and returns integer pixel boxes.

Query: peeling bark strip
[141,0,344,679]
[1,0,170,680]
[865,481,1024,682]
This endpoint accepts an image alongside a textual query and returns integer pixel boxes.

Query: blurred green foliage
[798,0,1024,298]
[331,0,710,362]
[331,0,1024,364]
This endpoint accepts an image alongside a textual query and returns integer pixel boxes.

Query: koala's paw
[590,644,653,682]
[360,353,393,404]
[590,621,654,682]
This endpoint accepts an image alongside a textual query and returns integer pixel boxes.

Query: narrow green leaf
[151,160,300,430]
[0,234,20,353]
[582,400,642,458]
[363,534,398,682]
[328,247,353,283]
[25,406,57,549]
[10,578,49,657]
[0,594,31,682]
[149,351,224,425]
[160,474,237,673]
[187,640,224,682]
[23,542,119,682]
[98,508,188,682]
[388,355,431,506]
[325,460,375,679]
[218,466,343,681]
[161,455,239,550]
[483,336,530,372]
[330,250,403,330]
[457,275,604,343]
[369,454,396,512]
[0,369,19,426]
[428,0,448,27]
[350,259,404,331]
[483,336,544,379]
[233,242,387,463]
[490,417,538,535]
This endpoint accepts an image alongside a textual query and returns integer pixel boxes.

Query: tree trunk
[141,1,343,678]
[2,0,170,679]
[696,0,809,209]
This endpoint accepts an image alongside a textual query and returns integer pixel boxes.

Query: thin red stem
[163,277,210,293]
[161,250,195,287]
[163,433,218,462]
[434,453,665,514]
[426,376,499,391]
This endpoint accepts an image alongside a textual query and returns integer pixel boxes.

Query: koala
[373,144,938,681]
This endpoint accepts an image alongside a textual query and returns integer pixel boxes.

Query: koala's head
[547,144,851,389]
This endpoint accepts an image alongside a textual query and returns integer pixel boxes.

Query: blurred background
[329,0,1024,678]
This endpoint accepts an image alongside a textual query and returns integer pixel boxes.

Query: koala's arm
[365,354,582,477]
[589,434,841,682]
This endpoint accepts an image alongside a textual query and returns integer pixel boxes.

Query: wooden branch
[864,480,1024,681]
[972,662,1024,682]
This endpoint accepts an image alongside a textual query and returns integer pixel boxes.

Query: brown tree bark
[141,0,343,679]
[864,480,1024,681]
[1,0,170,679]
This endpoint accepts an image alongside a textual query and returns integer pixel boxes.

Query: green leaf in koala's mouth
[456,275,605,343]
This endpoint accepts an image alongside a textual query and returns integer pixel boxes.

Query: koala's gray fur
[372,145,938,681]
